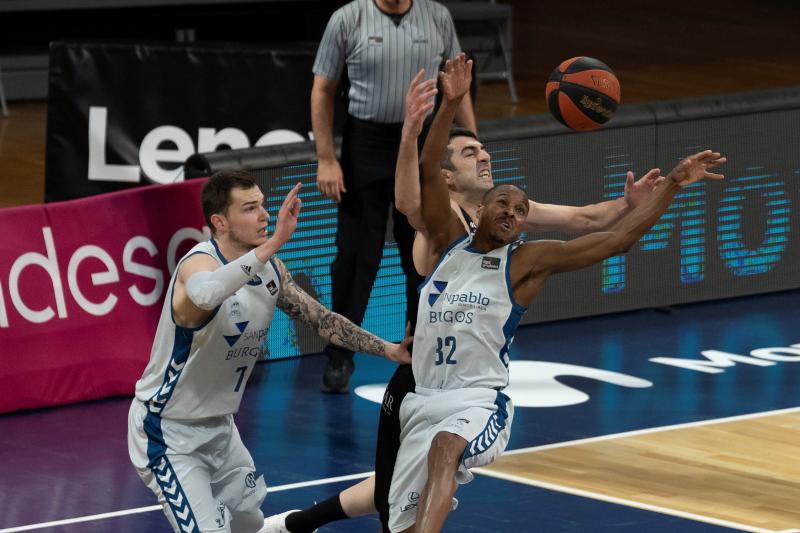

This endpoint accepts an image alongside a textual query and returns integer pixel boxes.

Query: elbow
[395,197,420,217]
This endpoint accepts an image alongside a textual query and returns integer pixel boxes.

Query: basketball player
[126,170,411,533]
[386,54,725,532]
[263,67,666,532]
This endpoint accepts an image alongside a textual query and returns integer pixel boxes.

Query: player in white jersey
[386,54,726,532]
[127,169,411,533]
[263,70,666,533]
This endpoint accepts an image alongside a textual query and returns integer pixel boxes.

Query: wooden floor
[482,411,800,531]
[2,0,800,208]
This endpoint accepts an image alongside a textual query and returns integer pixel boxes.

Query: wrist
[254,241,280,263]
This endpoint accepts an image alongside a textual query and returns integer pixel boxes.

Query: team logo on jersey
[266,280,278,295]
[245,473,257,488]
[428,280,449,307]
[481,256,501,270]
[246,275,262,286]
[401,491,420,512]
[223,321,249,347]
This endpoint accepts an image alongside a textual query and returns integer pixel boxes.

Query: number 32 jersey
[414,234,527,391]
[134,240,281,420]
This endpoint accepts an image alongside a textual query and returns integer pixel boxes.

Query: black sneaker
[320,358,355,394]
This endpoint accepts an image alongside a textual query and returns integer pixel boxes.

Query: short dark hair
[202,169,257,231]
[482,184,529,207]
[441,128,481,171]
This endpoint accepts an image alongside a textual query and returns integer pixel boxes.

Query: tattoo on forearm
[274,259,385,356]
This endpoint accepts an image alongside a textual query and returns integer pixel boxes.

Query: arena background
[1,0,800,362]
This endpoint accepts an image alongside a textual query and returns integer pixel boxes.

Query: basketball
[546,56,621,131]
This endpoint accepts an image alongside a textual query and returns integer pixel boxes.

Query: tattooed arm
[273,257,411,363]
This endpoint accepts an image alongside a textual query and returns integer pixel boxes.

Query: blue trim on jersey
[461,391,510,462]
[145,325,194,419]
[417,233,471,294]
[499,305,525,370]
[505,242,527,313]
[210,238,228,264]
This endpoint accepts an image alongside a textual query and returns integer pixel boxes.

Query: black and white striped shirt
[313,0,461,123]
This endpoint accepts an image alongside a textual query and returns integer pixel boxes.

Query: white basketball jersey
[414,235,527,390]
[134,240,281,419]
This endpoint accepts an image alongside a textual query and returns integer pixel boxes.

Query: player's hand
[667,150,726,188]
[402,69,437,140]
[623,168,664,209]
[271,182,302,246]
[317,158,346,203]
[385,336,412,364]
[439,53,473,104]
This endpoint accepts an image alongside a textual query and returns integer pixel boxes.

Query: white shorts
[127,400,267,533]
[388,387,513,532]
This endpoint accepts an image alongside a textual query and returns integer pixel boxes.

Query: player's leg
[210,420,268,533]
[263,475,374,533]
[128,400,232,532]
[375,363,416,531]
[414,431,467,533]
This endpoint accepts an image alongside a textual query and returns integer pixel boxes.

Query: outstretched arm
[419,54,473,259]
[525,169,664,234]
[395,69,437,233]
[274,258,411,363]
[511,151,726,306]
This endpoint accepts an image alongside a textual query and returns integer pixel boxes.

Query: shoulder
[420,0,455,24]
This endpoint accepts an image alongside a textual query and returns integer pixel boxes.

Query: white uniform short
[388,387,513,532]
[128,400,267,533]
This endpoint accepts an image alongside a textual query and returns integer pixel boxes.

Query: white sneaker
[259,510,318,533]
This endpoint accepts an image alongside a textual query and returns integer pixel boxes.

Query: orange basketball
[545,57,621,131]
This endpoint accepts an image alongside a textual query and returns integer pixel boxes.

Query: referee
[312,0,476,393]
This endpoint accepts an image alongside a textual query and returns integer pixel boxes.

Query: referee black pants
[325,116,425,365]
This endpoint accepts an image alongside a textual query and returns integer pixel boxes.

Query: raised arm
[511,151,726,306]
[419,54,473,260]
[274,258,411,364]
[172,183,302,328]
[395,69,438,233]
[525,168,664,234]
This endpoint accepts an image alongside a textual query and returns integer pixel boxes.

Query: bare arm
[311,74,346,203]
[395,69,437,233]
[524,169,663,235]
[419,55,473,263]
[274,258,411,363]
[454,91,477,134]
[512,151,726,306]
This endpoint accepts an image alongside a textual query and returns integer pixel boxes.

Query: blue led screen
[252,106,800,360]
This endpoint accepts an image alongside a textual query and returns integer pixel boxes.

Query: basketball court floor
[1,288,798,532]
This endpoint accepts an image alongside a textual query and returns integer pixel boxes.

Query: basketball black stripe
[563,56,613,74]
[559,82,618,124]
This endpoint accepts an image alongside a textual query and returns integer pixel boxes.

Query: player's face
[447,136,492,194]
[224,186,270,249]
[478,188,529,246]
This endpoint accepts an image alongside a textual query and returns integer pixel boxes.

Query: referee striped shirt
[313,0,461,124]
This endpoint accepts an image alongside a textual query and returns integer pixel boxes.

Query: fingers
[282,182,302,208]
[410,68,425,88]
[642,168,661,181]
[705,171,725,180]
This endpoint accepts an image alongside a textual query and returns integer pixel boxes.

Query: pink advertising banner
[0,180,208,413]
